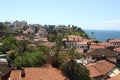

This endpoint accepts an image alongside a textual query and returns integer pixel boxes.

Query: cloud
[106,20,120,25]
[82,19,120,30]
[96,20,120,30]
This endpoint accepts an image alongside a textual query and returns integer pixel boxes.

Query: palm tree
[61,59,90,80]
[92,32,94,38]
[64,46,76,61]
[60,46,90,80]
[51,46,64,68]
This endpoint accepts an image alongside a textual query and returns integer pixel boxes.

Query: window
[82,46,84,48]
[118,53,120,56]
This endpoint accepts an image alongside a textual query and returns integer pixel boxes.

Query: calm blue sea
[84,30,120,42]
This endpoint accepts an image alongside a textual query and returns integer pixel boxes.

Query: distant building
[109,39,120,47]
[87,48,117,63]
[41,42,56,48]
[7,20,27,32]
[38,28,48,38]
[87,60,119,80]
[12,20,27,27]
[34,36,48,42]
[15,36,29,41]
[62,35,90,53]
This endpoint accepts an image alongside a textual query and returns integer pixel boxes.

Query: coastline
[84,29,120,42]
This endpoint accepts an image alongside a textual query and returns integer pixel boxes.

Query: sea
[84,30,120,42]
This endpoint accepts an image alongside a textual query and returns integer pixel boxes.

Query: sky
[0,0,120,30]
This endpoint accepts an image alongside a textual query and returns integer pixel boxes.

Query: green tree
[60,46,90,80]
[7,52,18,62]
[61,60,90,80]
[7,52,18,67]
[93,40,99,43]
[38,45,51,53]
[64,46,76,61]
[0,36,18,53]
[13,51,46,69]
[26,46,37,52]
[55,33,63,48]
[16,40,30,54]
[48,34,55,42]
[0,22,4,30]
[51,46,64,68]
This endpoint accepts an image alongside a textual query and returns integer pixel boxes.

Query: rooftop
[98,42,111,47]
[90,44,105,49]
[9,64,68,80]
[62,35,83,42]
[76,41,88,45]
[87,60,116,78]
[0,63,12,77]
[41,42,56,48]
[87,48,116,57]
[109,39,120,43]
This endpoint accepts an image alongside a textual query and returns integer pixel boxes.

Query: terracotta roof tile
[109,39,120,43]
[42,42,56,47]
[10,64,68,80]
[98,42,111,47]
[15,36,29,41]
[93,60,115,75]
[62,35,84,42]
[10,70,21,80]
[76,41,88,45]
[87,60,116,78]
[87,65,102,77]
[90,44,105,49]
[68,35,82,38]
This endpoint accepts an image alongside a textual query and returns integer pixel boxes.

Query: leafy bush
[13,51,46,69]
[61,60,90,80]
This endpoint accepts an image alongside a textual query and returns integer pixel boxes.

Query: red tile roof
[109,39,120,43]
[87,65,102,77]
[42,42,56,47]
[62,35,83,42]
[10,64,68,80]
[76,41,88,45]
[98,42,111,47]
[90,44,105,49]
[15,36,29,41]
[68,35,82,38]
[90,42,110,50]
[87,60,116,78]
[10,70,21,80]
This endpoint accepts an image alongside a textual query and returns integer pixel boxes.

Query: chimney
[67,37,69,41]
[21,67,25,77]
[74,38,75,41]
[78,38,79,42]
